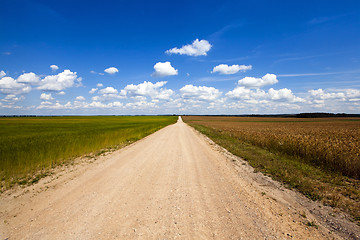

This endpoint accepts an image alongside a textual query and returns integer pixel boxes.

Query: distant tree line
[182,113,360,118]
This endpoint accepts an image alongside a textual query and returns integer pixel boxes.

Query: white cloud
[156,89,174,100]
[0,70,6,78]
[88,101,108,108]
[112,101,123,107]
[90,70,97,74]
[308,88,345,100]
[40,93,54,101]
[238,73,278,88]
[104,67,119,75]
[57,91,66,95]
[226,87,266,100]
[98,87,118,94]
[37,101,72,110]
[0,77,32,94]
[212,64,252,75]
[50,65,59,71]
[89,88,98,94]
[1,94,24,103]
[97,83,103,87]
[38,70,80,91]
[166,39,212,56]
[92,96,100,101]
[93,86,125,101]
[151,61,178,77]
[308,88,360,104]
[343,89,360,99]
[268,88,304,102]
[75,96,85,101]
[87,101,122,108]
[226,86,304,103]
[17,72,40,84]
[180,85,221,101]
[125,101,157,109]
[123,81,174,100]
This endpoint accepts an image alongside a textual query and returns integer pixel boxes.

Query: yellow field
[184,116,360,179]
[183,116,360,223]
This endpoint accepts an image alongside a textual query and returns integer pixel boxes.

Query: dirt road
[1,117,358,239]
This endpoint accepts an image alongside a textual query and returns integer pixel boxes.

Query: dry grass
[183,116,360,224]
[184,116,360,178]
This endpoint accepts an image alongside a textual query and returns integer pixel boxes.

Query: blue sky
[1,0,360,115]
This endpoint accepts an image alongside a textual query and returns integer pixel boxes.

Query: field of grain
[0,116,177,189]
[183,116,360,222]
[184,116,360,179]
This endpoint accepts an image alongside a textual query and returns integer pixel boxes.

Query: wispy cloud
[196,75,240,83]
[308,13,349,25]
[278,70,360,77]
[273,55,320,65]
[192,56,250,63]
[209,23,244,39]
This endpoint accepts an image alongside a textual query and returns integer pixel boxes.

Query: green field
[0,116,177,190]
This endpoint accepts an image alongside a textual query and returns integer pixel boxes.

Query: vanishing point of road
[0,117,352,239]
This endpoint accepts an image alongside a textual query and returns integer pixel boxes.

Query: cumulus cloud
[308,88,345,100]
[212,64,252,75]
[151,62,178,77]
[308,88,360,105]
[37,101,72,110]
[40,93,54,101]
[166,39,212,56]
[98,87,118,95]
[104,67,119,75]
[89,88,98,94]
[343,89,360,99]
[0,72,39,95]
[123,81,174,100]
[75,96,85,101]
[226,87,267,100]
[17,72,40,84]
[0,77,32,95]
[125,101,157,110]
[97,83,103,87]
[1,94,24,103]
[226,86,304,103]
[180,85,221,101]
[92,86,125,101]
[238,73,278,88]
[50,65,59,71]
[268,88,304,102]
[38,70,80,91]
[57,91,66,95]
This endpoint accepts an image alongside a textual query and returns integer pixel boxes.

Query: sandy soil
[1,117,359,239]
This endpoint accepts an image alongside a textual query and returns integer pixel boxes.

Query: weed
[306,221,319,229]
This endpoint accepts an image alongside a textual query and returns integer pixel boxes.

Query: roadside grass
[0,116,177,190]
[185,121,360,224]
